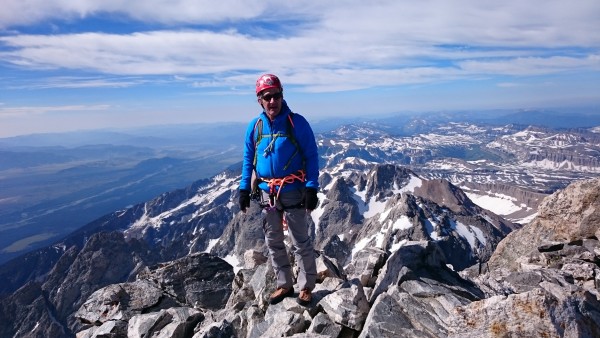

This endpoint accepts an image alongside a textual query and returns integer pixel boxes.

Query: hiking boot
[297,288,312,306]
[269,287,294,305]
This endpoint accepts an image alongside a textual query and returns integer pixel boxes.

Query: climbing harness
[264,170,306,203]
[251,170,306,211]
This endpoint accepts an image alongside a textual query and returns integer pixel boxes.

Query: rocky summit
[1,167,600,337]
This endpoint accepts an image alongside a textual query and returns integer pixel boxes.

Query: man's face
[258,89,283,119]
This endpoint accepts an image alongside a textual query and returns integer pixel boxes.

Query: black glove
[304,188,319,211]
[239,189,251,212]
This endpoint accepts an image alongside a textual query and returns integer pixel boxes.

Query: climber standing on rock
[239,73,320,306]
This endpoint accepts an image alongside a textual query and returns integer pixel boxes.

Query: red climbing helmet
[255,74,282,96]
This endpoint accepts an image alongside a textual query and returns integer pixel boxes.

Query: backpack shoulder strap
[252,117,263,166]
[286,112,297,146]
[283,112,305,170]
[253,117,263,145]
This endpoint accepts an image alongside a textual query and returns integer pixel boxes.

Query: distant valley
[0,123,247,264]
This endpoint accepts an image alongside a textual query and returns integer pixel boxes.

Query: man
[239,74,320,306]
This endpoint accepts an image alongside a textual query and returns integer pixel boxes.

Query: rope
[261,170,306,207]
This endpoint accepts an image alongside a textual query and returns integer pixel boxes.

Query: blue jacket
[240,100,319,193]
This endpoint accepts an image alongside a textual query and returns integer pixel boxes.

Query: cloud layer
[1,0,599,92]
[0,1,599,137]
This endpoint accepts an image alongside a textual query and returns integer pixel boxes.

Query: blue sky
[0,1,599,137]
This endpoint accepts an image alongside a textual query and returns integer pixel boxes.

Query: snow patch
[398,175,423,194]
[311,192,327,228]
[392,215,413,230]
[222,254,241,274]
[452,220,477,250]
[465,191,522,216]
[516,212,538,225]
[352,234,376,258]
[390,239,407,253]
[204,238,219,253]
[470,225,487,246]
[364,198,387,219]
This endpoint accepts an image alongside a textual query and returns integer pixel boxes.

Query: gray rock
[243,249,268,269]
[447,287,600,338]
[360,286,449,338]
[75,280,164,325]
[371,240,449,301]
[225,267,258,310]
[248,309,309,338]
[192,319,236,338]
[306,312,343,337]
[320,235,352,268]
[315,251,346,282]
[127,307,203,338]
[317,177,364,247]
[319,278,370,331]
[345,247,387,287]
[247,263,277,311]
[139,252,235,310]
[76,320,127,338]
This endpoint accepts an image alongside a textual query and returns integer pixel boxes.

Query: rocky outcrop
[74,253,232,337]
[458,177,600,337]
[137,253,235,311]
[70,177,600,337]
[488,177,600,271]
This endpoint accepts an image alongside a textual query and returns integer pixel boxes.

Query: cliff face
[461,181,548,209]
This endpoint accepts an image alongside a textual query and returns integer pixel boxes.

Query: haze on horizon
[1,1,599,138]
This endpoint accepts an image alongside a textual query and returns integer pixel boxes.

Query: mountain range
[1,108,600,337]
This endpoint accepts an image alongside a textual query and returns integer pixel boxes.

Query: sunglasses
[261,92,283,102]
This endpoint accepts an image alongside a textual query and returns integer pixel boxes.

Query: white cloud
[497,82,521,88]
[0,104,110,117]
[0,1,269,28]
[7,76,149,90]
[2,1,599,47]
[459,55,600,76]
[1,28,597,93]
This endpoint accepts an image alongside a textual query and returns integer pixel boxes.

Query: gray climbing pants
[262,188,317,291]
